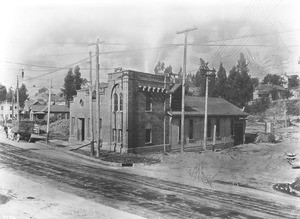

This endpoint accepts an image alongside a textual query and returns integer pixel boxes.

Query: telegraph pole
[89,51,95,156]
[16,76,20,123]
[163,73,167,152]
[176,26,197,153]
[46,79,52,143]
[95,38,101,157]
[203,68,215,151]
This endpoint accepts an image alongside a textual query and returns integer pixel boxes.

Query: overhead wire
[225,0,281,64]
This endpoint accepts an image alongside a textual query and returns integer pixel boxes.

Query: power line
[5,41,129,46]
[23,57,90,82]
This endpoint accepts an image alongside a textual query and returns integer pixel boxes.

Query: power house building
[69,70,247,153]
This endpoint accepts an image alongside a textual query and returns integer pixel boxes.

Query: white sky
[0,0,299,95]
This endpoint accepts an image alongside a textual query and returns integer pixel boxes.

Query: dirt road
[0,142,299,218]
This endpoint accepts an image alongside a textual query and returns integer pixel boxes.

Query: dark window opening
[119,93,123,111]
[216,119,220,137]
[113,93,118,112]
[178,120,181,141]
[207,119,211,138]
[231,119,234,136]
[189,119,194,139]
[145,128,152,143]
[146,95,152,111]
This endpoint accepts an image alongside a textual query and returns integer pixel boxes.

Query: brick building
[69,70,247,153]
[69,70,169,153]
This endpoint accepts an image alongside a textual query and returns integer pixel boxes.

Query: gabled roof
[30,105,46,112]
[255,83,285,91]
[169,96,248,117]
[42,105,70,113]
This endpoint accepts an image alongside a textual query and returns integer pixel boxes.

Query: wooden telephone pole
[46,79,52,143]
[89,38,104,157]
[176,26,197,153]
[89,51,95,156]
[203,68,215,151]
[16,76,20,123]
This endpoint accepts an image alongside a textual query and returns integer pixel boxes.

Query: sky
[0,0,299,96]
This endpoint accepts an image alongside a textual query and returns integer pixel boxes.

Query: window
[189,119,194,140]
[10,106,12,110]
[10,114,12,118]
[207,119,211,138]
[146,95,152,111]
[118,129,123,142]
[216,119,220,137]
[178,120,181,141]
[15,106,17,109]
[1,106,3,110]
[119,93,123,111]
[145,128,152,143]
[71,117,75,134]
[113,129,117,142]
[231,119,234,136]
[113,93,118,112]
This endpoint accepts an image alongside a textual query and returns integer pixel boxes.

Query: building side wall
[170,116,234,151]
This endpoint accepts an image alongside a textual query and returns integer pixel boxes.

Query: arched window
[119,93,123,111]
[114,93,118,112]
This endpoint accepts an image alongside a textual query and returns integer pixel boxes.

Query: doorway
[234,124,244,146]
[78,118,85,141]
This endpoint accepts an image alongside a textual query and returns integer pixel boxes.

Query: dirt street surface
[0,123,300,218]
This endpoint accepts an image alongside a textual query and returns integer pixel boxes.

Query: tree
[194,58,208,96]
[288,75,299,89]
[0,84,7,103]
[74,65,83,90]
[18,84,29,108]
[6,87,13,102]
[63,68,76,106]
[215,62,227,99]
[262,74,282,86]
[226,53,253,107]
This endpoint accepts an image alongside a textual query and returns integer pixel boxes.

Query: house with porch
[69,70,247,153]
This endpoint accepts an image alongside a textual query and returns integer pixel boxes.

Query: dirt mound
[254,132,276,143]
[49,119,69,136]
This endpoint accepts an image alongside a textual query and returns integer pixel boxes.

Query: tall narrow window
[119,93,123,111]
[216,119,220,137]
[207,119,211,138]
[113,129,117,142]
[114,93,118,112]
[178,120,181,141]
[118,129,123,142]
[146,94,152,111]
[145,128,152,143]
[189,119,194,140]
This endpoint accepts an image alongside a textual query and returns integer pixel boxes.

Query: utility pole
[46,79,52,143]
[95,38,101,157]
[163,73,167,152]
[89,51,95,156]
[203,68,215,151]
[16,76,20,123]
[176,26,197,153]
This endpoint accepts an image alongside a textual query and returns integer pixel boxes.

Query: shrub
[245,97,270,114]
